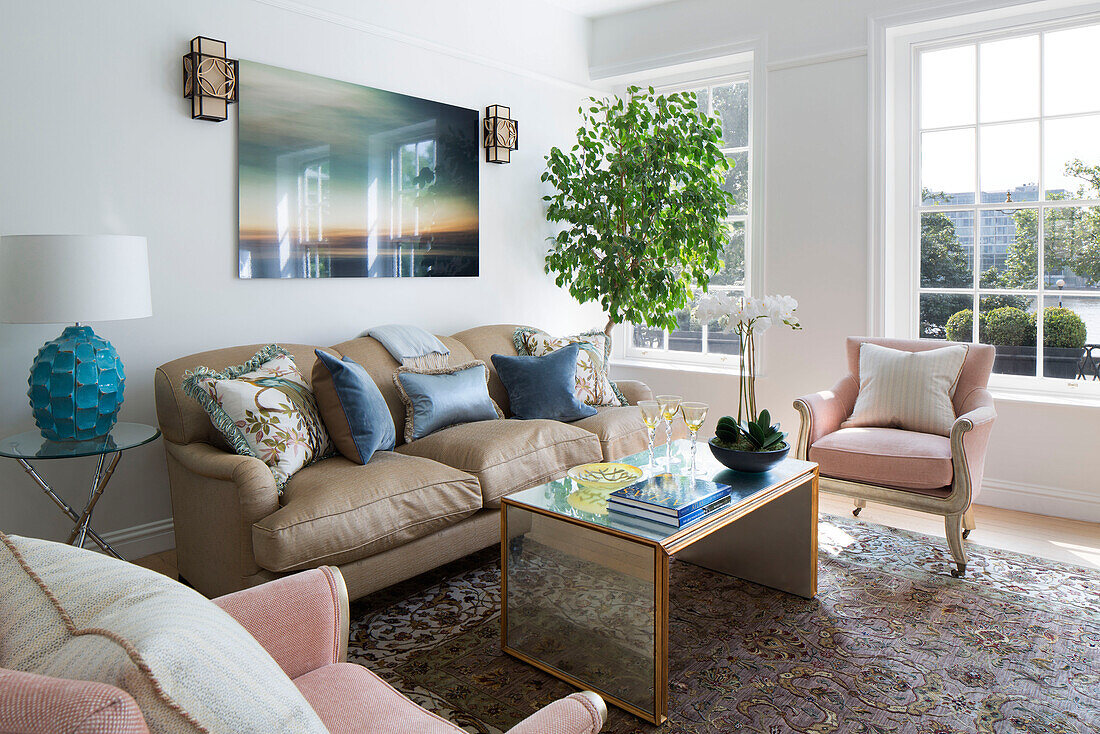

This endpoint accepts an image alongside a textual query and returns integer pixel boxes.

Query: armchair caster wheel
[852,507,862,517]
[962,529,971,539]
[950,564,966,578]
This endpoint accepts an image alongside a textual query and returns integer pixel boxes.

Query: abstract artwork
[238,61,479,278]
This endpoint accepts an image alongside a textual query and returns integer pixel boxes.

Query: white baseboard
[978,478,1100,524]
[82,518,174,560]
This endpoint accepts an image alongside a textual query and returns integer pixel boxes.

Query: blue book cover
[609,475,731,518]
[609,494,732,528]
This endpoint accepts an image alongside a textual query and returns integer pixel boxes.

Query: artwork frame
[238,61,479,279]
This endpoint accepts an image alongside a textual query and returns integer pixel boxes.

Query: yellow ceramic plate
[567,462,644,490]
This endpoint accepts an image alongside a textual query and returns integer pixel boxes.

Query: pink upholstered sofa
[0,563,606,733]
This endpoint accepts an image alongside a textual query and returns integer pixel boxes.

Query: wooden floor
[134,496,1100,580]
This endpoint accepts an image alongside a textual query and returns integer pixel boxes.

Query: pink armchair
[0,565,607,734]
[793,337,996,577]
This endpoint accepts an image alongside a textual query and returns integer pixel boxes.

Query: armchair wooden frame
[793,337,997,577]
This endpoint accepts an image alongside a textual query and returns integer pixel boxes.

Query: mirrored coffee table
[500,439,818,724]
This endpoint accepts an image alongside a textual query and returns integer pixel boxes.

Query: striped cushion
[0,533,328,734]
[843,342,968,436]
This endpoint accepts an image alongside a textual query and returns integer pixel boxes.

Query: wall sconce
[483,105,519,164]
[182,36,238,122]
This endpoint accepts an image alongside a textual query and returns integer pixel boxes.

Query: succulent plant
[714,410,787,451]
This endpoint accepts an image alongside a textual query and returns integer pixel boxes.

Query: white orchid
[690,292,802,429]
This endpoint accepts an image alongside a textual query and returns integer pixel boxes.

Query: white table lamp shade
[0,235,152,324]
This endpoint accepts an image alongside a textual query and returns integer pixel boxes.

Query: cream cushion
[844,342,968,436]
[182,345,333,491]
[0,532,328,734]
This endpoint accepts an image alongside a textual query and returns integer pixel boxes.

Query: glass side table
[0,422,160,559]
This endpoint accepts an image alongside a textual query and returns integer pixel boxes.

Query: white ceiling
[544,0,674,18]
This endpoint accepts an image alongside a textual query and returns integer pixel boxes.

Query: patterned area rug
[348,515,1100,733]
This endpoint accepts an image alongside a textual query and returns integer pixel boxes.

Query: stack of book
[608,475,732,528]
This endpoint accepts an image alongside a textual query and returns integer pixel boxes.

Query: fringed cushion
[182,345,333,492]
[513,328,626,406]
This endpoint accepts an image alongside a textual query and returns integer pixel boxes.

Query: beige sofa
[154,324,669,600]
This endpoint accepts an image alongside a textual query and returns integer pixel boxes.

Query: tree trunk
[604,315,616,338]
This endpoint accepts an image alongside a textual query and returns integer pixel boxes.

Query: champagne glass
[638,400,661,473]
[680,402,709,476]
[656,395,682,473]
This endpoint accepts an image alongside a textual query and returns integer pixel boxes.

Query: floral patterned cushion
[513,328,626,407]
[182,345,333,491]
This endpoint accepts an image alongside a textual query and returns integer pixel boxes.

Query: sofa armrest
[792,375,859,459]
[613,379,653,405]
[213,566,349,680]
[950,388,996,506]
[0,668,148,734]
[163,440,282,598]
[505,692,607,734]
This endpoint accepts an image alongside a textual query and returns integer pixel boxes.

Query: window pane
[713,82,748,148]
[1044,115,1100,200]
[979,35,1039,122]
[921,211,973,288]
[1043,205,1100,291]
[708,222,745,287]
[921,45,976,129]
[979,208,1037,289]
[722,152,748,215]
[669,308,702,353]
[1042,295,1099,379]
[980,122,1038,202]
[632,324,664,350]
[921,293,972,340]
[922,128,976,205]
[707,325,742,355]
[1044,24,1100,117]
[980,295,1037,376]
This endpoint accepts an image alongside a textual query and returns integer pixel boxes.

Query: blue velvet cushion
[491,345,598,422]
[311,350,396,464]
[393,361,502,442]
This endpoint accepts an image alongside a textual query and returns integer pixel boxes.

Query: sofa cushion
[392,361,503,443]
[809,427,954,492]
[182,345,334,491]
[571,406,651,461]
[294,663,461,734]
[253,452,482,572]
[0,533,329,734]
[396,419,602,507]
[312,349,396,465]
[491,346,597,422]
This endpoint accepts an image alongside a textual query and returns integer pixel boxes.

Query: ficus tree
[541,86,735,336]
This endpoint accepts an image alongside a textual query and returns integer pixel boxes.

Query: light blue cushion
[394,362,501,442]
[491,345,598,422]
[313,350,396,464]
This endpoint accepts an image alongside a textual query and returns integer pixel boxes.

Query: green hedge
[944,305,1087,348]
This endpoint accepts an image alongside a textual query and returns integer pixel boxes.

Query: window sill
[610,357,744,377]
[988,383,1100,408]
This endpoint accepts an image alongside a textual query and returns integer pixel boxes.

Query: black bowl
[708,438,790,473]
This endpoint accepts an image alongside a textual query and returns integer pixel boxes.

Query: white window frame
[606,51,765,370]
[872,0,1100,403]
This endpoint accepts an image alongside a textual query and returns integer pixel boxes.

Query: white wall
[0,0,602,556]
[594,0,1100,522]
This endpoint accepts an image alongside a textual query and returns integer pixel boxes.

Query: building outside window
[911,18,1100,385]
[626,73,752,364]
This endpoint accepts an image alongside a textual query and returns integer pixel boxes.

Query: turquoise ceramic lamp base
[28,325,126,441]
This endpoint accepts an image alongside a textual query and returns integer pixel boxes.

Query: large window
[915,19,1100,385]
[626,74,751,364]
